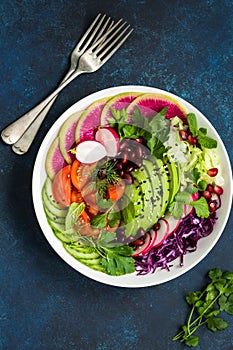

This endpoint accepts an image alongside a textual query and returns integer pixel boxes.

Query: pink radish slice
[131,233,151,257]
[165,216,181,236]
[76,140,107,164]
[152,218,169,248]
[95,127,120,157]
[183,192,199,217]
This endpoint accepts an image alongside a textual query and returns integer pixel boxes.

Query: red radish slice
[76,140,107,164]
[131,233,151,257]
[95,127,120,157]
[152,218,169,248]
[183,192,199,217]
[165,216,181,236]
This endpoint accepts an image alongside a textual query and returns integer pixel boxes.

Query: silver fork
[1,13,114,150]
[11,18,133,155]
[10,19,133,155]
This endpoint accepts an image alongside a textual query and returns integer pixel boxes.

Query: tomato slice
[71,159,81,190]
[52,165,71,207]
[107,179,125,201]
[78,210,100,237]
[71,188,83,203]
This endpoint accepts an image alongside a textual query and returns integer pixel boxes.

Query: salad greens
[173,268,233,347]
[42,92,224,277]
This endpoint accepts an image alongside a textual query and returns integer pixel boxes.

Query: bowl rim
[32,85,233,288]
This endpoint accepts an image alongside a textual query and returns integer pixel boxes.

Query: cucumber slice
[63,244,100,260]
[44,207,66,224]
[44,177,63,209]
[42,187,68,218]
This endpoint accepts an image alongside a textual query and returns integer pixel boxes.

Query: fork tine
[99,28,134,65]
[89,19,123,51]
[96,23,131,58]
[94,17,114,43]
[78,14,107,53]
[93,21,129,56]
[76,13,102,49]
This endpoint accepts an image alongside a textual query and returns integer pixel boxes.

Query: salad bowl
[32,85,232,288]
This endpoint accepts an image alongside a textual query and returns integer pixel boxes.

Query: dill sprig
[90,160,120,197]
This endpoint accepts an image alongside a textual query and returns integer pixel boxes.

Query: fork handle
[1,67,83,145]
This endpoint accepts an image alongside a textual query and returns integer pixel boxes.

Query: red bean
[125,165,134,173]
[124,173,133,184]
[121,152,128,164]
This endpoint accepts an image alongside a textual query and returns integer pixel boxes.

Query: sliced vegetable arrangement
[42,92,224,276]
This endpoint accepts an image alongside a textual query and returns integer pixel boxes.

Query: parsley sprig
[173,268,233,347]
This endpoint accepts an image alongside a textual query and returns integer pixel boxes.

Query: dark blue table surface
[0,1,232,349]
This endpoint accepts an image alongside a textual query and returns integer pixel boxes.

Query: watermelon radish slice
[100,92,142,126]
[75,97,111,143]
[58,111,82,164]
[95,127,120,157]
[126,93,188,121]
[75,140,107,163]
[45,137,67,180]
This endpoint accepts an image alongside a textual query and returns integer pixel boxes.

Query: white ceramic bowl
[32,85,232,288]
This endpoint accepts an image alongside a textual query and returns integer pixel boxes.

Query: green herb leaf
[186,291,202,305]
[209,268,223,281]
[185,335,199,347]
[107,209,121,228]
[97,231,117,248]
[197,134,218,149]
[190,197,209,218]
[91,213,107,229]
[65,202,85,231]
[187,113,198,136]
[206,317,228,332]
[100,245,135,275]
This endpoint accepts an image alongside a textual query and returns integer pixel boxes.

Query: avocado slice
[163,155,180,204]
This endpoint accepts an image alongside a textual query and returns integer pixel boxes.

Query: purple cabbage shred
[135,211,217,275]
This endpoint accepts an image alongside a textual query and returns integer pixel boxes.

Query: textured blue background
[0,1,232,349]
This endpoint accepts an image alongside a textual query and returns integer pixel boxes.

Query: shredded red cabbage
[135,211,217,275]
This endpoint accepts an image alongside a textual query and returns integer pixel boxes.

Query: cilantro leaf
[190,197,209,218]
[207,317,228,332]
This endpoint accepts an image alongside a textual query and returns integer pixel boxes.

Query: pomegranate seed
[188,135,197,145]
[207,184,214,192]
[202,190,212,199]
[207,168,218,177]
[213,185,223,195]
[179,130,188,140]
[209,200,217,212]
